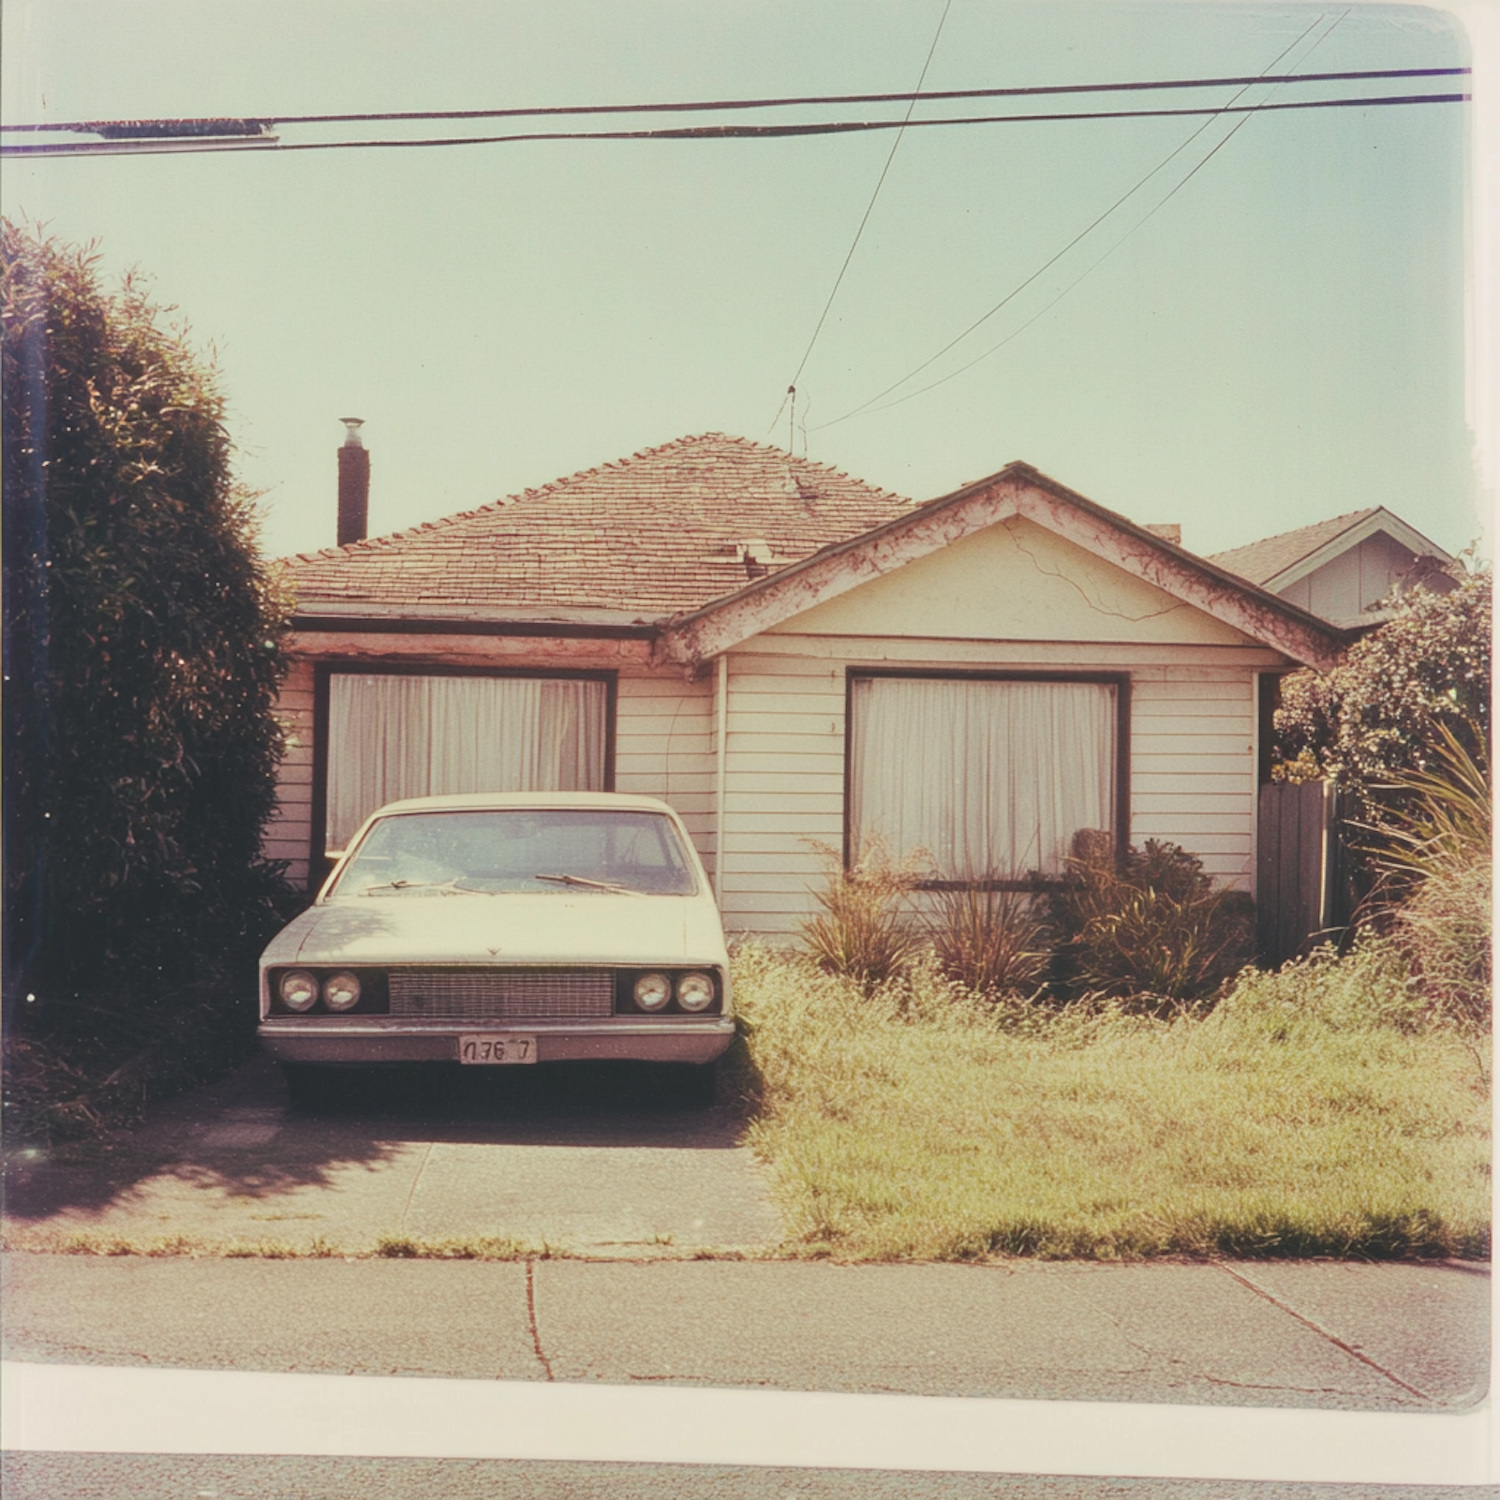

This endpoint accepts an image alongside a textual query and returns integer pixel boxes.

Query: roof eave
[1258,507,1457,592]
[658,462,1349,671]
[289,599,665,637]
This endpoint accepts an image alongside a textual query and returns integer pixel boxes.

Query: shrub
[2,223,294,1138]
[1046,836,1256,1002]
[1356,721,1491,1029]
[1273,569,1490,828]
[927,886,1052,998]
[798,839,924,991]
[2,222,292,1007]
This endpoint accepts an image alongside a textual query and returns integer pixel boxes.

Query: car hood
[261,892,728,968]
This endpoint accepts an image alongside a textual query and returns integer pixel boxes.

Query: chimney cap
[340,417,365,448]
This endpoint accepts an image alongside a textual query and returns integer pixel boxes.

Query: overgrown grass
[3,1229,756,1262]
[2,981,261,1144]
[734,943,1490,1261]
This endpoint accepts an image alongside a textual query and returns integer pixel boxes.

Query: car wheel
[668,1061,718,1108]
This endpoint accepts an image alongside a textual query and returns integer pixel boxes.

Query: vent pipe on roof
[337,418,369,546]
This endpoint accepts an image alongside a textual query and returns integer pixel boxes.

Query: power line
[815,11,1335,428]
[813,12,1393,428]
[817,19,1324,428]
[767,0,953,438]
[1,90,1467,158]
[0,65,1467,135]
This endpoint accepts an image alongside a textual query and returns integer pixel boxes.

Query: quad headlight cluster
[626,970,719,1014]
[276,968,366,1013]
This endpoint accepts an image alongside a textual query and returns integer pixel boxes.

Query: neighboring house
[265,432,1346,939]
[1208,507,1456,631]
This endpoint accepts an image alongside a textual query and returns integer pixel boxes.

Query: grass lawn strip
[735,944,1490,1262]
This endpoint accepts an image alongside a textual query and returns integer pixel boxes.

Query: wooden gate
[1256,781,1350,968]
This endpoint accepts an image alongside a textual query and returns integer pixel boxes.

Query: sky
[1,1,1491,572]
[2,4,1496,1483]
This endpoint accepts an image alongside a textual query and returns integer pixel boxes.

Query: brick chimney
[337,418,369,546]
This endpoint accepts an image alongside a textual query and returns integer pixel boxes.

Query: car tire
[668,1061,718,1108]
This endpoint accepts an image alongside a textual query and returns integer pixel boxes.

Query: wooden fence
[1256,781,1355,968]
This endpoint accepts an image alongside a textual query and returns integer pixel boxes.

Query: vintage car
[258,791,734,1103]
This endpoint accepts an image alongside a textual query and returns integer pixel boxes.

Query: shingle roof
[282,433,912,619]
[1207,509,1378,587]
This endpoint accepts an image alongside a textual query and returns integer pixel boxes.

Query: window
[323,672,609,850]
[847,673,1121,883]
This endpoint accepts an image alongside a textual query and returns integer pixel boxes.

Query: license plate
[458,1035,537,1065]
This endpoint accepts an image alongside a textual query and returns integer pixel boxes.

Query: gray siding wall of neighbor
[1277,532,1443,622]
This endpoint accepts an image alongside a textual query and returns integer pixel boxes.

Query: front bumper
[258,1016,736,1066]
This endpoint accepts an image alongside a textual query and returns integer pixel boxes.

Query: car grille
[388,968,614,1019]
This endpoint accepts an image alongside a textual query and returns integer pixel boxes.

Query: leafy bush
[2,223,294,1137]
[1274,569,1490,826]
[1046,836,1256,1002]
[797,839,924,991]
[2,222,292,1007]
[927,886,1051,998]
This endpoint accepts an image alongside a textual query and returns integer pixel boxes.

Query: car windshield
[331,808,700,897]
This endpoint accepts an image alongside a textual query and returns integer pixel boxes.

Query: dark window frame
[309,663,617,889]
[842,667,1131,890]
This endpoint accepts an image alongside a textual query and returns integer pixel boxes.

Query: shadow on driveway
[1,1051,773,1251]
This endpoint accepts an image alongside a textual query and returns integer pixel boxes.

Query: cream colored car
[258,792,733,1104]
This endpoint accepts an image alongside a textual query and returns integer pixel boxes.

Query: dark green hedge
[3,222,293,1020]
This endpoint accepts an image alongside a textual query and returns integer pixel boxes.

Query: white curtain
[849,677,1116,880]
[326,675,607,849]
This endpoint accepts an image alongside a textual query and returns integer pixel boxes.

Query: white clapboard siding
[614,670,718,874]
[267,629,1263,923]
[1128,670,1254,889]
[263,658,317,886]
[714,640,1261,936]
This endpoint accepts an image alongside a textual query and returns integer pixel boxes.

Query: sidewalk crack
[1214,1262,1432,1401]
[526,1259,554,1381]
[398,1143,435,1233]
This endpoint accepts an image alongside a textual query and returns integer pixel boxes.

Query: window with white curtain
[325,673,608,850]
[848,675,1118,882]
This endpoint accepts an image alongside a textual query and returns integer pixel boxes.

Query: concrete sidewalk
[1,1251,1488,1413]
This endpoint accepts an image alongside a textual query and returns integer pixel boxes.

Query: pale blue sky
[2,1,1488,566]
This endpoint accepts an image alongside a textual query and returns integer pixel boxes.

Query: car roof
[365,791,682,817]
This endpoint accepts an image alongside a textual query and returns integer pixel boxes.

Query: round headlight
[323,972,362,1011]
[633,972,672,1011]
[279,970,319,1012]
[676,972,715,1012]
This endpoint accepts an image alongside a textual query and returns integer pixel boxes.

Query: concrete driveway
[1,1053,783,1255]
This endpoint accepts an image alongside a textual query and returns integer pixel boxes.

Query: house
[1208,507,1456,631]
[265,433,1347,939]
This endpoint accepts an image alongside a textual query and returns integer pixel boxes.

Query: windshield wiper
[358,877,495,895]
[533,872,641,895]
